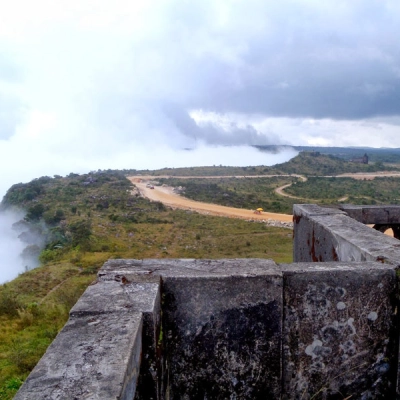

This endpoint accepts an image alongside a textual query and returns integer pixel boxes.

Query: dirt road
[128,171,400,223]
[273,174,307,199]
[274,171,400,199]
[336,172,400,180]
[128,176,293,223]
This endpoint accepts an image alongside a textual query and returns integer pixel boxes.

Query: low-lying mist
[0,209,41,284]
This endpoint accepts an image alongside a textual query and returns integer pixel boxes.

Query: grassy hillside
[156,153,400,214]
[133,164,274,176]
[257,145,400,164]
[274,151,396,176]
[131,151,398,178]
[286,176,400,205]
[0,171,292,399]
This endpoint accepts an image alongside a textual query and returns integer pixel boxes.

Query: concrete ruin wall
[293,204,400,264]
[15,204,400,399]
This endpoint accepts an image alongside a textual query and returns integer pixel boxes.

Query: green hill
[274,151,394,175]
[130,150,398,178]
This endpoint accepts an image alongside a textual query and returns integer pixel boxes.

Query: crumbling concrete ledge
[14,277,161,400]
[293,204,400,264]
[14,258,400,399]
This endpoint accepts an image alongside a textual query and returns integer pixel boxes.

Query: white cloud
[0,0,400,201]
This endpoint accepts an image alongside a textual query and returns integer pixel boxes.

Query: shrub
[39,249,59,264]
[0,289,21,317]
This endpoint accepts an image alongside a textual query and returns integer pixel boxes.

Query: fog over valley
[0,210,30,283]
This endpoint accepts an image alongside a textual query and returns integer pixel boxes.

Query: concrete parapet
[102,258,283,398]
[293,204,400,264]
[160,259,282,398]
[339,204,400,225]
[14,276,161,400]
[282,262,399,399]
[15,256,400,399]
[13,311,143,400]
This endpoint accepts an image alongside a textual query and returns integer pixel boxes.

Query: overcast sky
[1,0,400,197]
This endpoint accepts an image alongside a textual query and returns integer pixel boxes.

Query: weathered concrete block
[293,204,400,264]
[100,258,278,278]
[70,279,160,316]
[14,311,143,400]
[294,204,346,218]
[98,258,284,399]
[281,262,399,399]
[340,204,400,225]
[15,275,162,400]
[161,259,283,399]
[78,274,163,400]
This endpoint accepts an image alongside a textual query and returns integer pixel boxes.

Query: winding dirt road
[128,176,293,223]
[128,171,400,224]
[274,171,400,199]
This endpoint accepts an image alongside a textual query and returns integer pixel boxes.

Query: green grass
[286,176,400,205]
[275,151,397,176]
[0,263,95,399]
[132,151,398,178]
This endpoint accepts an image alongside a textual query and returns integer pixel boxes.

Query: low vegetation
[137,151,398,178]
[286,176,400,205]
[274,151,395,176]
[132,164,275,176]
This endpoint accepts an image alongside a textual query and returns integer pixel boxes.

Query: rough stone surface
[163,271,283,399]
[294,204,346,218]
[281,262,399,399]
[101,258,283,399]
[81,269,163,400]
[293,204,400,265]
[15,274,161,400]
[14,311,143,400]
[340,204,400,225]
[100,258,280,278]
[70,279,160,316]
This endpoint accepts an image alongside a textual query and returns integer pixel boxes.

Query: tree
[25,204,45,221]
[68,220,92,249]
